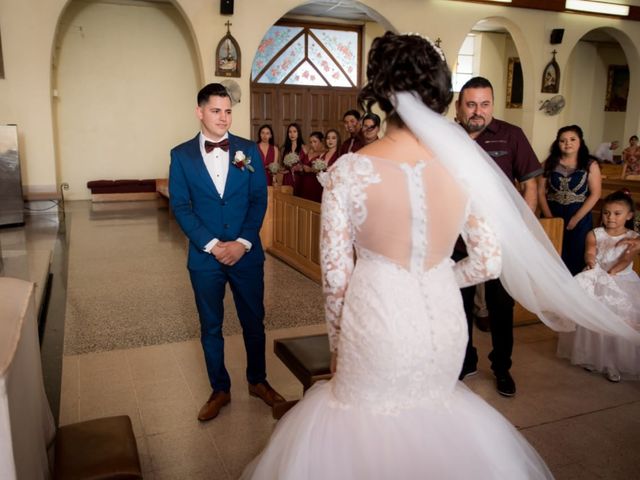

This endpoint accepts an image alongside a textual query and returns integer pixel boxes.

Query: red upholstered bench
[86,179,158,202]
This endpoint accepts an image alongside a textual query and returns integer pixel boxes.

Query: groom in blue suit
[169,83,284,421]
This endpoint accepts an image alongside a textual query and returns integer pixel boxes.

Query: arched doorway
[52,0,201,200]
[249,1,393,148]
[451,17,532,132]
[562,28,636,153]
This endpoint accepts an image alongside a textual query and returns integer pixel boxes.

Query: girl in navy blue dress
[539,125,602,275]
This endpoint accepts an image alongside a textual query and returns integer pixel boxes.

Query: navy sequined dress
[546,161,594,275]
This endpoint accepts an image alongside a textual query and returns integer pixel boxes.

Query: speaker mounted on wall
[550,29,564,45]
[221,0,234,15]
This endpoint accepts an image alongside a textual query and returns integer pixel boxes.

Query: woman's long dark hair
[543,125,596,177]
[256,124,275,146]
[282,123,305,155]
[358,31,452,127]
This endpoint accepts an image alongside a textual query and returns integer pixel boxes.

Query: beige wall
[1,0,639,198]
[561,38,629,156]
[54,0,200,199]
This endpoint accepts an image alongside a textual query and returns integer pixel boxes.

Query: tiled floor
[3,201,640,479]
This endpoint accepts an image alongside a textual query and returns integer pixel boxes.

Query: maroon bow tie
[204,139,230,153]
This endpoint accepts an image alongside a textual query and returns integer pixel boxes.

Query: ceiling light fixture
[565,0,630,16]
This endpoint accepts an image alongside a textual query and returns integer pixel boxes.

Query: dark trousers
[189,263,266,392]
[460,279,515,375]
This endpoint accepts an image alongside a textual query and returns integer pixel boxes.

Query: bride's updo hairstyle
[358,31,452,126]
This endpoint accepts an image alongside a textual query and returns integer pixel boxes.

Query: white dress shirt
[199,132,251,253]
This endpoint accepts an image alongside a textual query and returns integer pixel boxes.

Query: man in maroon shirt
[455,76,542,397]
[338,109,365,155]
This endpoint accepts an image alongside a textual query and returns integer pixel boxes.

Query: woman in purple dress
[280,123,306,188]
[296,131,326,202]
[256,124,279,186]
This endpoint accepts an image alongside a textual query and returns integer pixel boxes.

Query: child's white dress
[557,227,640,378]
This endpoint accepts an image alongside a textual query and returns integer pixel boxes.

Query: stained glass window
[252,24,359,87]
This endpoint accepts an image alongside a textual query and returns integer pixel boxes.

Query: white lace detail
[453,201,502,288]
[331,253,465,415]
[574,228,640,329]
[321,155,381,352]
[400,162,427,274]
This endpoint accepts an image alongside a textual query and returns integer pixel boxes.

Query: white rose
[235,151,246,161]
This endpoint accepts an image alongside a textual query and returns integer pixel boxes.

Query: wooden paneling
[267,188,322,283]
[514,217,564,326]
[250,89,276,140]
[251,85,359,147]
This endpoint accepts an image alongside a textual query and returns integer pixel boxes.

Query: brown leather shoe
[197,391,231,422]
[248,382,285,407]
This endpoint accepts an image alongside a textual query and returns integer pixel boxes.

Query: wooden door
[251,84,359,149]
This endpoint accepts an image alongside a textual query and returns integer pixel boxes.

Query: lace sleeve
[453,201,502,288]
[320,161,355,353]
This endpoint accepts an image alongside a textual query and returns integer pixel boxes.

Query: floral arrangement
[283,152,300,168]
[232,151,254,172]
[268,161,281,174]
[311,159,328,172]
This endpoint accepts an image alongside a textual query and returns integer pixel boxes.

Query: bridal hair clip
[405,32,446,62]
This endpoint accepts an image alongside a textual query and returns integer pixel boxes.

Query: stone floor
[2,200,639,479]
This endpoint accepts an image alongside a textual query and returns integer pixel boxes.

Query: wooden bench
[274,334,332,392]
[272,334,332,419]
[54,415,142,480]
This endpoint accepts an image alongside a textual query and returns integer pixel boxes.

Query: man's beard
[464,116,485,133]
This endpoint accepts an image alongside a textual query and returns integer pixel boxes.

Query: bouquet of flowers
[283,152,300,168]
[311,159,328,172]
[267,161,281,175]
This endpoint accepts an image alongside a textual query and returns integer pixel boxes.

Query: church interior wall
[0,0,638,197]
[54,0,201,200]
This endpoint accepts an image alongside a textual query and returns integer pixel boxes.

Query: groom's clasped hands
[211,241,246,266]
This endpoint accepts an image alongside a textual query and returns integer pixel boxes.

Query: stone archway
[561,27,639,150]
[452,16,535,135]
[248,1,395,149]
[51,0,202,200]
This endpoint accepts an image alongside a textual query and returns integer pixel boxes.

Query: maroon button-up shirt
[474,118,542,183]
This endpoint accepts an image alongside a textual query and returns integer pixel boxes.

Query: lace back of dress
[353,155,468,272]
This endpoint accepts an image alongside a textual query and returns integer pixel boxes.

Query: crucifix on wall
[215,20,241,78]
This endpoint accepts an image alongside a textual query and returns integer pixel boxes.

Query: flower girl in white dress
[558,190,640,381]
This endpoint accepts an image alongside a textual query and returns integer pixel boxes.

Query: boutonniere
[232,151,254,172]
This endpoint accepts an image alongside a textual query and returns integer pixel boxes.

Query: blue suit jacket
[169,133,267,271]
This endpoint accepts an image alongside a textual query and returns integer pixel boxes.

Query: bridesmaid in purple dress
[322,129,341,169]
[256,125,279,186]
[281,123,306,188]
[296,131,326,202]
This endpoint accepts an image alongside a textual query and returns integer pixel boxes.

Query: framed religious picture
[604,65,629,112]
[506,57,523,109]
[216,21,241,78]
[541,51,560,94]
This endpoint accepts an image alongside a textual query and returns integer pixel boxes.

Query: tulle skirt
[240,380,553,479]
[557,266,640,378]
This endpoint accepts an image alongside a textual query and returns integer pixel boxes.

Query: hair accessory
[405,32,446,62]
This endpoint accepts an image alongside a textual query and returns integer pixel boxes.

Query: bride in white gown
[241,32,639,480]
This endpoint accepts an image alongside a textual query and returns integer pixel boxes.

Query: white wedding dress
[241,153,553,479]
[557,227,640,377]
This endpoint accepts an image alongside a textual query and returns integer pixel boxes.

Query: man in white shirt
[169,83,284,422]
[594,140,620,163]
